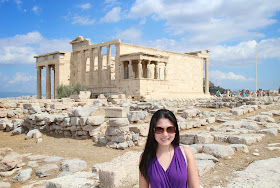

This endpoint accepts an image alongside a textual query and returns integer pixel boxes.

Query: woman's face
[154,118,176,147]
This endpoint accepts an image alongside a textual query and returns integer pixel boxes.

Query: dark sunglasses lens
[154,127,164,134]
[167,127,176,133]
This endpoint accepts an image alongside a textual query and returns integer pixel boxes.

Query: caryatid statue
[147,60,151,78]
[155,62,159,79]
[128,60,134,79]
[138,60,143,78]
[164,62,168,80]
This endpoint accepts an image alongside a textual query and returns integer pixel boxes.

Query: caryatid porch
[120,52,169,80]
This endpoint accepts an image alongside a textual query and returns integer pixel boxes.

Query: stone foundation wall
[0,96,279,150]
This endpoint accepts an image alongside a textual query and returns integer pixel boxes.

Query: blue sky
[0,0,280,95]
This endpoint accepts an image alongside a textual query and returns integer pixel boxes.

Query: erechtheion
[35,36,210,100]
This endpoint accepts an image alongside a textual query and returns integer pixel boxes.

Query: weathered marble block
[109,118,129,127]
[98,151,141,188]
[105,107,129,118]
[86,116,105,126]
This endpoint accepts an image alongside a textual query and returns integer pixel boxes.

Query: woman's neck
[157,144,174,154]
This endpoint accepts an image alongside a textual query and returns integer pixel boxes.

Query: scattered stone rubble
[0,95,279,187]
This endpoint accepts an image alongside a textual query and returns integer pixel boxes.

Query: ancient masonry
[35,36,210,99]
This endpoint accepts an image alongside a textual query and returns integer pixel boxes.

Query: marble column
[89,48,95,85]
[115,43,120,84]
[107,45,111,85]
[53,66,56,99]
[37,67,42,99]
[54,64,59,99]
[98,47,102,85]
[128,60,134,79]
[71,51,78,85]
[205,58,209,94]
[137,59,143,79]
[80,50,86,84]
[46,65,51,99]
[76,51,81,84]
[154,62,159,79]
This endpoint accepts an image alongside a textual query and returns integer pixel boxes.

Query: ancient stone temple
[35,36,210,100]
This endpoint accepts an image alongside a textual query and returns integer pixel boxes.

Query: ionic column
[71,51,78,85]
[89,48,95,85]
[76,51,81,84]
[46,65,51,99]
[128,60,134,79]
[137,59,143,79]
[37,67,42,99]
[205,58,209,94]
[147,60,151,78]
[154,62,159,79]
[80,50,86,84]
[53,66,56,99]
[115,43,120,84]
[98,47,102,85]
[54,64,59,99]
[107,45,111,85]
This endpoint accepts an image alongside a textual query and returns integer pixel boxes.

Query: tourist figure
[139,109,199,188]
[242,89,246,97]
[226,90,230,97]
[215,90,221,97]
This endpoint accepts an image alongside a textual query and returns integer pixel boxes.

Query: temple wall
[35,37,209,99]
[118,43,205,99]
[57,52,71,86]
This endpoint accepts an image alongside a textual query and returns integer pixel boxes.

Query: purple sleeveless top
[148,146,188,188]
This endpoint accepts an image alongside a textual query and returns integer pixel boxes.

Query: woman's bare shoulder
[182,146,195,161]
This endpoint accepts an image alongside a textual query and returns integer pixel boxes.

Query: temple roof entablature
[120,52,169,63]
[185,50,210,59]
[34,51,70,64]
[70,36,121,52]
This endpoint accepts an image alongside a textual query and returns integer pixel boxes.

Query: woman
[139,109,200,188]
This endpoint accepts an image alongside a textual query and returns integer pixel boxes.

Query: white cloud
[100,7,121,23]
[209,70,254,81]
[105,0,117,3]
[128,0,280,45]
[32,6,39,15]
[258,38,280,59]
[211,38,280,67]
[14,0,21,5]
[8,72,36,84]
[78,3,91,9]
[0,72,37,93]
[14,0,22,10]
[104,0,119,10]
[115,27,142,42]
[0,31,71,64]
[72,15,95,25]
[139,18,146,25]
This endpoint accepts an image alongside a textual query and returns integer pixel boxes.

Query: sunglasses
[154,126,176,134]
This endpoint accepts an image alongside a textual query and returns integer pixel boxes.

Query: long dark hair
[139,109,180,182]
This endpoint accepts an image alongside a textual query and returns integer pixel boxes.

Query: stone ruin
[0,95,280,187]
[35,36,211,100]
[1,95,279,150]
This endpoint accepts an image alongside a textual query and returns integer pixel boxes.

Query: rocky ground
[0,96,280,188]
[196,107,280,187]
